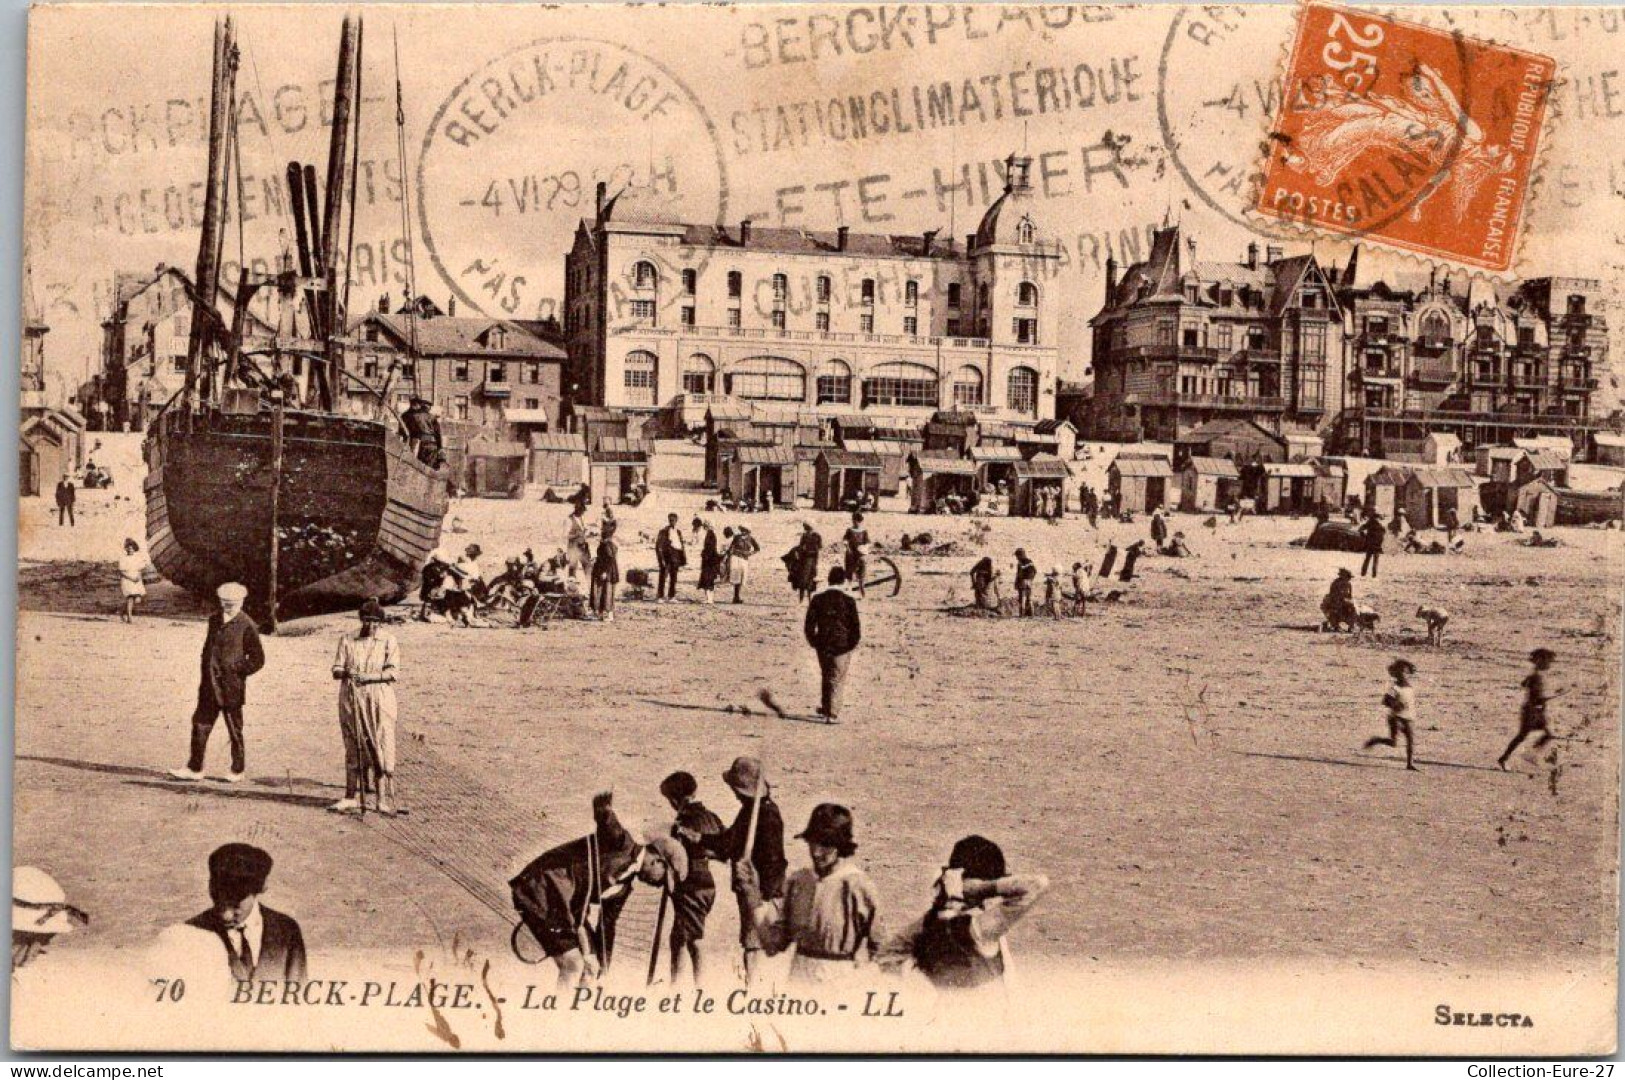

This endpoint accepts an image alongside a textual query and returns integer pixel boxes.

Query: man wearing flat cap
[399,397,443,467]
[158,844,306,987]
[703,756,786,985]
[735,802,881,985]
[170,582,264,783]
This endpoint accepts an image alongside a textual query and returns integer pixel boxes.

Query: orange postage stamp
[1254,1,1555,272]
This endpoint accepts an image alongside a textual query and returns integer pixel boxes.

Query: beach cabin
[1311,459,1349,512]
[908,454,978,513]
[922,411,979,455]
[1400,468,1480,529]
[1108,456,1174,513]
[1513,435,1575,462]
[1421,431,1463,466]
[1520,450,1570,487]
[839,438,910,496]
[813,449,883,510]
[460,436,529,498]
[528,431,588,489]
[1283,431,1325,463]
[969,443,1023,490]
[1364,465,1412,518]
[1023,419,1078,462]
[1592,432,1625,467]
[588,437,652,504]
[1260,461,1318,514]
[573,405,630,447]
[18,410,84,498]
[1514,478,1559,528]
[1174,419,1286,470]
[1179,456,1241,512]
[1010,456,1071,518]
[726,443,799,508]
[703,402,756,486]
[1476,446,1527,483]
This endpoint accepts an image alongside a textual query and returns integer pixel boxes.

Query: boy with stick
[703,757,786,985]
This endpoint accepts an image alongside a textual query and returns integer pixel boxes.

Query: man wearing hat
[1321,568,1357,632]
[881,836,1050,992]
[13,867,87,973]
[170,582,264,783]
[1500,648,1561,769]
[162,844,306,985]
[400,397,442,466]
[1013,549,1037,617]
[734,803,881,984]
[331,598,401,814]
[703,757,786,984]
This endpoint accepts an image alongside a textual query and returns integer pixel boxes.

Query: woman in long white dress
[330,599,401,815]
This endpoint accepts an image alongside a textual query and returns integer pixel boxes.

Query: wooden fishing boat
[145,407,445,619]
[144,15,447,625]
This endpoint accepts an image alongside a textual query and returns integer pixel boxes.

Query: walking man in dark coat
[171,582,264,783]
[1359,511,1386,578]
[654,514,686,603]
[805,566,862,721]
[54,475,75,527]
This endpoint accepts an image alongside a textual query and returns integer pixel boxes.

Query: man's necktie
[234,928,253,976]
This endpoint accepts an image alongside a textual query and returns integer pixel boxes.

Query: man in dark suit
[54,475,75,527]
[170,582,264,783]
[804,566,862,721]
[181,844,307,984]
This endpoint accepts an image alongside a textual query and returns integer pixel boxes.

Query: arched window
[623,349,658,406]
[1016,216,1036,244]
[1017,281,1038,307]
[817,360,853,405]
[726,356,806,402]
[905,280,919,307]
[1420,310,1451,344]
[633,261,658,288]
[952,365,985,407]
[681,353,715,395]
[1007,366,1038,416]
[862,361,938,408]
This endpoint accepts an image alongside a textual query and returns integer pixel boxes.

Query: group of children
[511,755,1050,998]
[1362,647,1561,772]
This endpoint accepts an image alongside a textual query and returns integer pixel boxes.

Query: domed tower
[968,154,1062,417]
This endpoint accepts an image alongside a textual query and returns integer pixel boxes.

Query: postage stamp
[1253,1,1556,272]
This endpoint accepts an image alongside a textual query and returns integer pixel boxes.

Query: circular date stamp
[416,37,729,322]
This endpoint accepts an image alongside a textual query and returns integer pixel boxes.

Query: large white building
[564,154,1062,424]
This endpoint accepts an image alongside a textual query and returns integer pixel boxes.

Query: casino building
[563,154,1062,424]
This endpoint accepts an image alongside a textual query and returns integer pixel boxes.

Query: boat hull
[144,409,448,620]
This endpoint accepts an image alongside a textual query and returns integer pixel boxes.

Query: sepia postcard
[12,0,1623,1054]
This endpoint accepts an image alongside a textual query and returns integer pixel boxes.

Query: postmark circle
[417,36,729,324]
[1156,5,1476,245]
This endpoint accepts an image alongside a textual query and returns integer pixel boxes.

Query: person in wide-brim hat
[702,756,786,985]
[13,866,87,971]
[1500,647,1560,770]
[733,801,880,984]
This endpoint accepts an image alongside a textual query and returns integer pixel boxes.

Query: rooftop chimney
[1246,242,1259,269]
[922,228,939,255]
[1265,244,1284,264]
[1105,255,1118,302]
[837,225,850,252]
[447,296,456,317]
[740,219,753,244]
[595,181,607,222]
[378,293,389,314]
[965,233,976,255]
[1187,237,1197,262]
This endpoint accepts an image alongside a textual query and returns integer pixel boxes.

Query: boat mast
[319,15,360,411]
[183,16,238,407]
